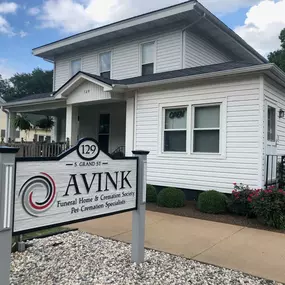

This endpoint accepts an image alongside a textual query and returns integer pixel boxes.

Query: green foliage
[252,187,285,230]
[36,116,54,131]
[14,115,31,131]
[268,28,285,72]
[198,190,227,214]
[1,68,53,102]
[146,185,157,203]
[157,187,185,208]
[228,183,255,217]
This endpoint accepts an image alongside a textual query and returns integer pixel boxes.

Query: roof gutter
[2,97,65,108]
[122,64,281,90]
[193,2,267,64]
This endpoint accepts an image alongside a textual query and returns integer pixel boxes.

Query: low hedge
[198,190,227,214]
[157,187,185,208]
[146,185,157,203]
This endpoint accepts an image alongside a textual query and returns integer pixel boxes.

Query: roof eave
[32,1,196,59]
[125,64,277,89]
[193,3,267,64]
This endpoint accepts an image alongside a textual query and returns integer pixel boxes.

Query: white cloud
[19,30,28,38]
[0,2,18,14]
[235,0,285,56]
[0,59,15,79]
[27,7,40,16]
[200,0,260,14]
[36,0,261,34]
[0,15,15,36]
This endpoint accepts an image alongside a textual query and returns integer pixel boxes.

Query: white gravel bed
[10,231,278,285]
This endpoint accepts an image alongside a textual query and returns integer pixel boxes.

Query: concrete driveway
[70,211,285,283]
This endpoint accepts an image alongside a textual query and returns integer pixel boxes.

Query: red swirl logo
[19,172,56,217]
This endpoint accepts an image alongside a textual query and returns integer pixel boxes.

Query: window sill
[157,152,226,160]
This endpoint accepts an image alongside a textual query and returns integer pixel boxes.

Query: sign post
[0,147,18,285]
[0,139,148,283]
[131,151,149,264]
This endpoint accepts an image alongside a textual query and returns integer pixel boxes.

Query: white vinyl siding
[135,76,262,193]
[184,30,232,68]
[264,77,285,155]
[54,27,183,90]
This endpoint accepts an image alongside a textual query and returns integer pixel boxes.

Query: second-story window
[141,42,155,76]
[100,51,111,79]
[71,59,81,76]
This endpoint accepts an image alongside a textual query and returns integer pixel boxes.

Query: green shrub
[227,183,255,217]
[157,187,185,208]
[198,190,227,214]
[252,187,285,229]
[146,185,157,203]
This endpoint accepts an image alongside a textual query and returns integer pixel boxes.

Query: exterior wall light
[279,109,285,119]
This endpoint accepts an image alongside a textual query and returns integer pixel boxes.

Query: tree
[268,29,285,72]
[2,68,53,102]
[0,75,12,101]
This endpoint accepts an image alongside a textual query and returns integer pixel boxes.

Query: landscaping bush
[197,190,227,214]
[227,183,256,217]
[252,187,285,230]
[157,187,185,208]
[146,185,157,203]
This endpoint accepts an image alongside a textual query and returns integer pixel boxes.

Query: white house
[2,1,285,195]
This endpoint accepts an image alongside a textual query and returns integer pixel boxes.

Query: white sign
[13,138,138,234]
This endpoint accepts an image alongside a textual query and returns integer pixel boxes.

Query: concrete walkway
[70,211,285,283]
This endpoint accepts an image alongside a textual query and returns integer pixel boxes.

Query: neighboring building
[0,98,51,142]
[2,1,285,194]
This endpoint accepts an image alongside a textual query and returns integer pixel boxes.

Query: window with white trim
[71,59,81,76]
[99,51,111,79]
[163,108,187,152]
[141,42,155,76]
[267,106,276,142]
[193,105,220,153]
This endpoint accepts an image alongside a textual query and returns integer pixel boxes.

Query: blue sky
[0,0,284,79]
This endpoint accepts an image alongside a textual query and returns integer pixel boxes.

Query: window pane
[164,131,186,152]
[142,63,154,76]
[195,106,220,129]
[100,52,111,72]
[268,106,276,142]
[71,59,81,76]
[194,130,220,153]
[100,71,111,79]
[15,130,20,139]
[142,42,154,64]
[165,108,187,129]
[0,129,5,137]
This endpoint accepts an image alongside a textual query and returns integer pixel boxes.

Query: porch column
[6,112,16,142]
[51,116,58,142]
[125,96,135,155]
[66,105,79,146]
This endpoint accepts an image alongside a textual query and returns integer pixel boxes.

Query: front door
[98,113,110,153]
[266,102,277,183]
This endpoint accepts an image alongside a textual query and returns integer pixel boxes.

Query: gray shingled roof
[8,92,54,102]
[84,61,259,86]
[5,62,260,104]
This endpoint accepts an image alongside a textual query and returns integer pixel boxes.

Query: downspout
[181,13,206,68]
